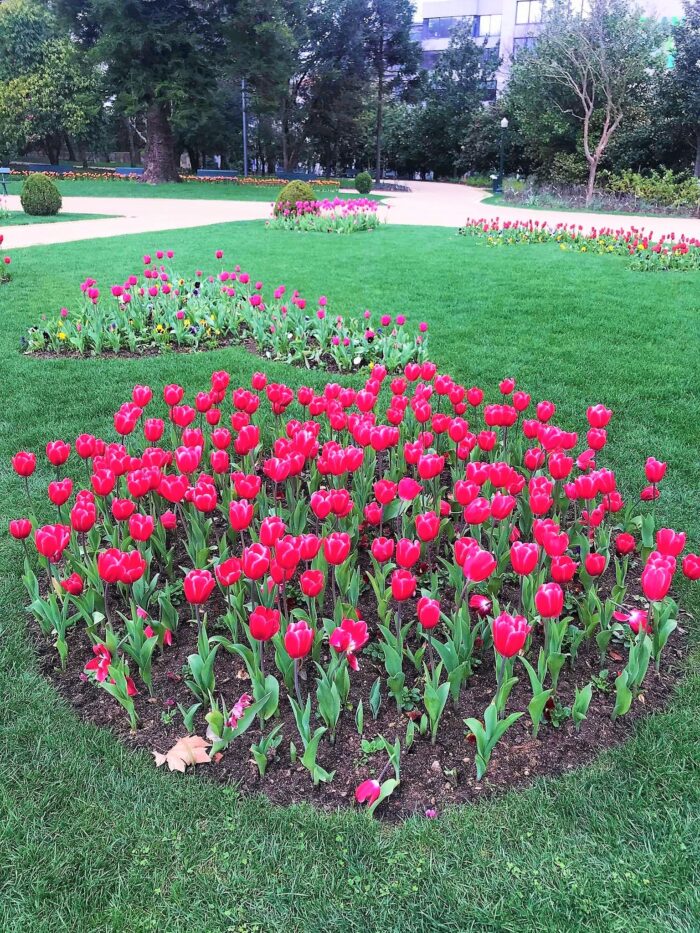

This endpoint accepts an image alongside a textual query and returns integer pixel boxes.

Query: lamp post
[496,117,508,194]
[241,78,249,177]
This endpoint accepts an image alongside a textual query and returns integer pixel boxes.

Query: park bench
[0,167,9,196]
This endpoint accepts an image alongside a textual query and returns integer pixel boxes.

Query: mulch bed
[29,550,689,821]
[23,338,351,374]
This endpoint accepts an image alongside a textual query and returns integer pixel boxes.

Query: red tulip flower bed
[23,247,427,372]
[0,234,11,283]
[10,366,696,816]
[459,218,700,272]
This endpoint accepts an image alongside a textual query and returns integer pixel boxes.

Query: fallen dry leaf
[153,735,211,772]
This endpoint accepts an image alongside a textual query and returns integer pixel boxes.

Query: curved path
[3,181,700,249]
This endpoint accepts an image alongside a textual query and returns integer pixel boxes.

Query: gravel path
[3,182,699,249]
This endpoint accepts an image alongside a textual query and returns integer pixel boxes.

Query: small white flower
[353,356,362,366]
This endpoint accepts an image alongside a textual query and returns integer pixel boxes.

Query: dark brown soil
[30,552,688,821]
[24,337,350,374]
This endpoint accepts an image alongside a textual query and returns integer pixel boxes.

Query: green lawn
[5,177,382,202]
[1,211,115,226]
[1,223,699,932]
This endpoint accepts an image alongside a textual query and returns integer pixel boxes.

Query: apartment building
[411,0,686,91]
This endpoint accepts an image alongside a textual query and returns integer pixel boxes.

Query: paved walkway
[3,182,700,249]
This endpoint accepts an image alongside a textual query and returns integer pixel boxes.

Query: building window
[512,35,538,55]
[410,23,424,42]
[480,79,498,102]
[425,15,473,39]
[477,14,501,37]
[516,1,543,24]
[482,43,500,65]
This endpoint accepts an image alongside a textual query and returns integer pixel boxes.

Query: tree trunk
[64,133,77,163]
[374,47,384,183]
[694,127,700,179]
[143,102,179,184]
[45,135,61,164]
[186,147,200,173]
[126,118,140,167]
[585,158,598,207]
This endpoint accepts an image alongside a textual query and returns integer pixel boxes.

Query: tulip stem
[293,659,302,704]
[428,633,435,678]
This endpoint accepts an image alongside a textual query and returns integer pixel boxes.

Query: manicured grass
[5,177,383,202]
[1,223,700,931]
[1,211,115,226]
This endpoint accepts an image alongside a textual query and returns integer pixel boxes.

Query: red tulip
[128,513,155,542]
[120,550,147,583]
[241,542,270,580]
[48,478,73,507]
[46,440,71,467]
[397,477,423,501]
[492,611,531,657]
[75,434,97,459]
[374,479,397,505]
[183,568,216,605]
[417,596,440,629]
[510,541,539,576]
[586,404,612,428]
[469,593,492,617]
[371,537,395,562]
[656,528,686,557]
[216,556,242,587]
[415,511,440,542]
[12,451,36,477]
[284,620,314,659]
[329,617,369,669]
[300,569,325,598]
[163,384,184,406]
[60,572,84,596]
[535,582,563,618]
[85,644,111,682]
[615,533,636,556]
[275,534,302,570]
[9,518,32,539]
[550,555,578,583]
[417,454,444,480]
[111,498,136,521]
[645,457,666,483]
[229,499,254,532]
[641,562,672,602]
[97,548,124,584]
[260,515,286,547]
[323,532,351,566]
[355,779,381,805]
[462,547,496,583]
[249,606,280,642]
[395,537,421,569]
[391,569,416,601]
[232,473,261,498]
[681,554,700,581]
[364,501,383,525]
[584,553,606,576]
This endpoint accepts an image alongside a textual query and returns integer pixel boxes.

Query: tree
[508,0,659,203]
[415,24,496,177]
[670,1,700,177]
[57,0,232,182]
[0,0,103,164]
[361,0,420,182]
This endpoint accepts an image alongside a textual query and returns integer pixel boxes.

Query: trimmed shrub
[274,180,316,215]
[355,171,372,194]
[20,173,62,216]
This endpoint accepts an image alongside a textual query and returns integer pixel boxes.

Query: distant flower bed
[22,247,427,370]
[459,218,700,272]
[268,198,383,233]
[8,169,340,189]
[0,233,11,283]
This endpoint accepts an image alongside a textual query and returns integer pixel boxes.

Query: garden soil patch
[31,555,689,821]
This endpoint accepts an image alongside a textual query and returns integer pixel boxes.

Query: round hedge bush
[274,180,316,215]
[20,173,62,216]
[355,171,373,195]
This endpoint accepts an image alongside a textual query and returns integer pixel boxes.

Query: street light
[496,116,509,194]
